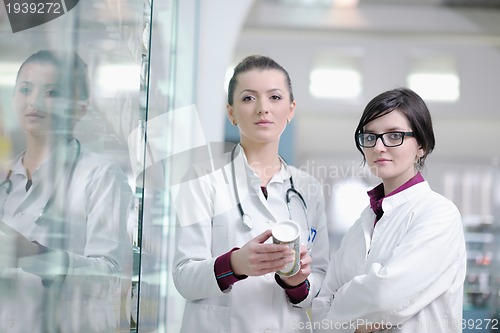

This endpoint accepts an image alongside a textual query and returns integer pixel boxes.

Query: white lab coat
[0,139,134,333]
[172,145,329,333]
[311,181,466,333]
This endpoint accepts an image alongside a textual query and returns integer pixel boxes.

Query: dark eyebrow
[364,127,408,133]
[238,88,284,96]
[16,81,60,90]
[267,88,284,94]
[238,89,257,96]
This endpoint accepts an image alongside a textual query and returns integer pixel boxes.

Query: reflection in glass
[0,50,134,332]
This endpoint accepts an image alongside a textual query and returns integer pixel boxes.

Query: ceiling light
[333,0,359,8]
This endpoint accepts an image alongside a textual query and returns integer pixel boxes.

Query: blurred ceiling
[251,0,500,34]
[273,0,500,7]
[441,0,500,7]
[240,0,500,164]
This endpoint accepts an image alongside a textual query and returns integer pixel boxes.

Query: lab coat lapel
[13,140,76,224]
[264,163,292,223]
[236,146,278,223]
[360,208,375,258]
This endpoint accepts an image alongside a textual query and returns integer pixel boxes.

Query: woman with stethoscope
[0,50,133,333]
[173,55,330,333]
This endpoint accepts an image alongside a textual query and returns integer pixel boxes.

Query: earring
[415,156,424,171]
[287,119,291,124]
[232,120,237,126]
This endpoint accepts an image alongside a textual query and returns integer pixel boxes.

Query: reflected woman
[0,50,134,333]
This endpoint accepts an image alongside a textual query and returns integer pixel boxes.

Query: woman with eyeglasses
[172,55,330,333]
[312,88,466,332]
[0,50,133,333]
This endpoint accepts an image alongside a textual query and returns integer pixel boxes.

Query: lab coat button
[7,319,14,328]
[264,329,271,333]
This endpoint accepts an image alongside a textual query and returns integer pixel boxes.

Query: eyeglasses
[357,131,414,148]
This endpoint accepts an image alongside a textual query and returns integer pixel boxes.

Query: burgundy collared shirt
[368,173,425,224]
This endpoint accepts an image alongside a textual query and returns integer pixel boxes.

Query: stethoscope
[230,144,317,248]
[0,138,81,223]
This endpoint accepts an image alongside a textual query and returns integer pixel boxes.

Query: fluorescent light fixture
[0,63,20,87]
[330,179,369,234]
[407,53,460,102]
[408,73,460,102]
[309,68,361,99]
[96,64,141,97]
[333,0,359,8]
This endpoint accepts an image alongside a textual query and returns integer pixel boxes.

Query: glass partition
[0,0,194,331]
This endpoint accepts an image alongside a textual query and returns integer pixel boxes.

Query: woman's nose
[257,103,269,114]
[373,137,386,152]
[28,90,44,110]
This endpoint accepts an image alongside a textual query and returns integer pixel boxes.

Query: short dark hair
[17,49,89,101]
[354,87,435,166]
[227,55,294,105]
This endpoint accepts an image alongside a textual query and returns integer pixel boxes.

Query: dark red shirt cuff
[214,247,248,291]
[274,274,310,304]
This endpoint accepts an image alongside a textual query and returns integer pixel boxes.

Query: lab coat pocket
[180,302,230,333]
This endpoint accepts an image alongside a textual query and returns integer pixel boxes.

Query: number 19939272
[5,2,62,14]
